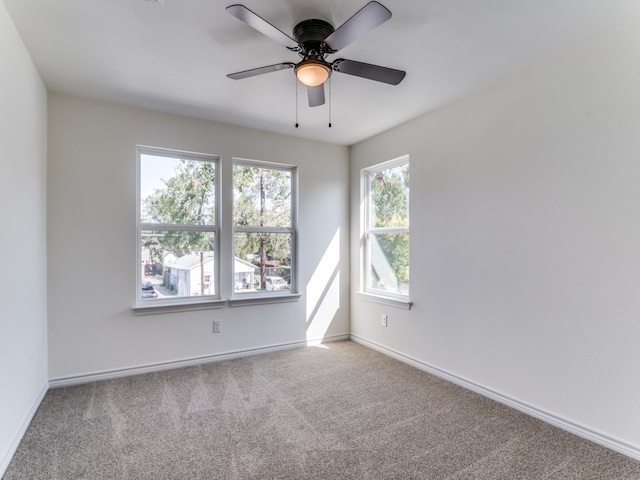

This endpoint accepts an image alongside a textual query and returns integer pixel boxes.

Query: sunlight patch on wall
[306,229,340,344]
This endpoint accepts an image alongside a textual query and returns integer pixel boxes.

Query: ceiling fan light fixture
[295,59,330,87]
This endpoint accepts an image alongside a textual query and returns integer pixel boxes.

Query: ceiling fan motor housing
[293,19,335,56]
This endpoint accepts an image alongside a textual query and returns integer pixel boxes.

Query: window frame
[362,155,410,303]
[135,146,222,309]
[231,157,298,299]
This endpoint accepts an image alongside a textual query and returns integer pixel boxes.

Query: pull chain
[295,79,299,128]
[328,77,332,128]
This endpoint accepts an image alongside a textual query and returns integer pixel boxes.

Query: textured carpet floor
[4,340,640,479]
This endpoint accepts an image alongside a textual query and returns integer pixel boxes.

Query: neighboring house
[163,252,257,295]
[234,257,256,290]
[164,252,214,296]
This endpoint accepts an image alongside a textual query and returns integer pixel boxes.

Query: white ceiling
[5,0,640,145]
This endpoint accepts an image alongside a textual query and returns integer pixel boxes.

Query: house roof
[167,252,255,273]
[169,252,215,271]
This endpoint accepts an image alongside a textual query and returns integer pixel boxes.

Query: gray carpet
[4,340,640,479]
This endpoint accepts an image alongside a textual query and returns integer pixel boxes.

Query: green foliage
[146,160,215,225]
[233,165,291,228]
[143,160,216,258]
[370,163,410,288]
[142,160,293,290]
[233,165,292,268]
[141,235,160,264]
[371,164,409,228]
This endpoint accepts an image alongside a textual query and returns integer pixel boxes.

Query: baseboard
[0,380,48,478]
[49,334,350,388]
[350,334,640,462]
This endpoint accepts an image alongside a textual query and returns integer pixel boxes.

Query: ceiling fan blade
[324,1,391,52]
[227,62,296,80]
[226,4,299,50]
[332,59,405,85]
[307,85,325,107]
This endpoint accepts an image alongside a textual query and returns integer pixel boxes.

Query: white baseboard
[0,381,48,478]
[350,334,640,462]
[49,334,350,388]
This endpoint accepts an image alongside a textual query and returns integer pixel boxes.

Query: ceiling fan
[226,1,406,107]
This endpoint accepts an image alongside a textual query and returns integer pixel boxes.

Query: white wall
[350,20,640,457]
[47,94,350,379]
[0,0,48,474]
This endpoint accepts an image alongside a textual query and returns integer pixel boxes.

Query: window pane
[141,154,216,225]
[370,163,409,228]
[234,232,292,292]
[233,165,291,228]
[368,232,409,295]
[141,230,216,299]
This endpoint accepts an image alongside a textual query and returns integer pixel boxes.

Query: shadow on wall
[305,229,341,343]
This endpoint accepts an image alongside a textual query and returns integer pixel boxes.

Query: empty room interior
[3,0,640,477]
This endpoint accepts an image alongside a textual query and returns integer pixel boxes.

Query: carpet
[4,340,640,479]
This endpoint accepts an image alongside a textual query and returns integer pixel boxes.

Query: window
[233,160,296,294]
[137,147,219,305]
[363,156,410,298]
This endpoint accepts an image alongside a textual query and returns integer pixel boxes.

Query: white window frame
[135,146,222,311]
[362,155,410,305]
[231,158,298,300]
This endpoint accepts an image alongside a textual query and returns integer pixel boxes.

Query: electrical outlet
[381,314,388,327]
[213,319,221,333]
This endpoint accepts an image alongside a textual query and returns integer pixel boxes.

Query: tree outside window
[364,157,409,297]
[233,161,296,293]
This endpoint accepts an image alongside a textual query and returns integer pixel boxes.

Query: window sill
[229,292,301,307]
[132,298,227,316]
[357,292,412,310]
[132,293,302,314]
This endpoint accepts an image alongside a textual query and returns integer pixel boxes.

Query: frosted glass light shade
[295,60,330,87]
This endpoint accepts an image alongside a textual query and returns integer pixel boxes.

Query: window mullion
[234,226,292,234]
[140,223,217,233]
[369,226,409,235]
